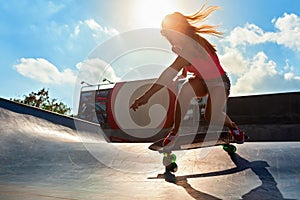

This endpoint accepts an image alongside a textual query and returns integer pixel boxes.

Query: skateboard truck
[160,151,178,183]
[150,131,249,182]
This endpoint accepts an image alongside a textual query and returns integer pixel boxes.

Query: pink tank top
[184,46,225,80]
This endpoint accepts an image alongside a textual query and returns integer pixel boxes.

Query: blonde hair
[185,4,223,38]
[162,3,223,52]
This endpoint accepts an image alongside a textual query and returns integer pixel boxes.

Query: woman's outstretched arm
[130,56,189,111]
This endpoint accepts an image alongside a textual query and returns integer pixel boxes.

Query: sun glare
[132,0,178,28]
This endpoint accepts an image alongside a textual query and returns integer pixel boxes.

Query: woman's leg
[173,77,207,133]
[205,86,244,143]
[163,77,207,146]
[204,86,230,128]
[205,86,238,128]
[168,78,207,132]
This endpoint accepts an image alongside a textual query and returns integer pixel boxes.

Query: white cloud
[71,25,80,38]
[225,13,300,51]
[85,19,119,38]
[68,19,119,43]
[284,72,294,80]
[282,62,300,81]
[14,58,76,85]
[85,19,101,31]
[270,13,300,51]
[284,72,300,81]
[47,1,65,15]
[219,47,300,96]
[231,52,278,95]
[76,58,120,84]
[220,12,300,96]
[225,23,268,47]
[219,47,249,75]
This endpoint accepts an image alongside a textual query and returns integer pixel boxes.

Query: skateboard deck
[149,131,247,152]
[149,130,248,178]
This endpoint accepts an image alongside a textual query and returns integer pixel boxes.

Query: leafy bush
[11,88,71,115]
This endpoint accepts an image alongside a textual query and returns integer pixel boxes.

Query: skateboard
[149,130,248,176]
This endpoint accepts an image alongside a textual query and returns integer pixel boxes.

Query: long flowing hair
[185,3,223,38]
[162,3,223,52]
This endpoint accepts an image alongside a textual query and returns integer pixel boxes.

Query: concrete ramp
[0,108,299,199]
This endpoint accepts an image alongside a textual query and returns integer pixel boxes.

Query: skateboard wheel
[163,153,176,166]
[170,154,176,163]
[222,144,236,153]
[166,162,178,173]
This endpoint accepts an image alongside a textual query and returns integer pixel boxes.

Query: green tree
[11,88,71,115]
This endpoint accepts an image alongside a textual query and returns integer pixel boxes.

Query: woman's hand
[130,95,149,111]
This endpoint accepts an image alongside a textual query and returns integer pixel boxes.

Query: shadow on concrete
[150,153,296,200]
[176,178,221,200]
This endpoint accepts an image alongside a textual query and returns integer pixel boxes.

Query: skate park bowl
[0,93,299,200]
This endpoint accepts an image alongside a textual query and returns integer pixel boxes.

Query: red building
[78,78,203,142]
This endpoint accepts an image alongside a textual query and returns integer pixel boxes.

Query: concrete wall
[227,92,300,124]
[0,97,102,135]
[227,92,300,141]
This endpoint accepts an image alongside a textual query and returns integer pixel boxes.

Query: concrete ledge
[227,92,300,124]
[0,97,101,134]
[240,124,300,142]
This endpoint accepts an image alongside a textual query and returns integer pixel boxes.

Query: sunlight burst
[132,0,178,28]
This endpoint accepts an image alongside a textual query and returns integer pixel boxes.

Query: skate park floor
[0,108,299,200]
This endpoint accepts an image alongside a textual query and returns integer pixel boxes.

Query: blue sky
[1,0,300,113]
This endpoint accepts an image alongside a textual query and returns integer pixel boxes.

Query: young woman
[130,4,244,146]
